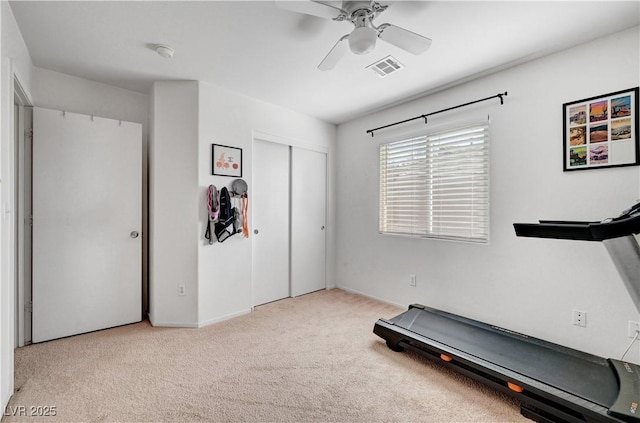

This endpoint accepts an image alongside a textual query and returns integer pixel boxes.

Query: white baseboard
[197,308,252,328]
[338,285,406,309]
[148,314,199,328]
[148,308,252,328]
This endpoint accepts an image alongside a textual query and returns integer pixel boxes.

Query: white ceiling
[9,1,640,124]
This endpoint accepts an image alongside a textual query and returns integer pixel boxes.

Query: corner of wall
[148,81,199,327]
[148,84,155,322]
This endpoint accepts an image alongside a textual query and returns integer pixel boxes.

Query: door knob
[130,231,139,238]
[254,229,259,235]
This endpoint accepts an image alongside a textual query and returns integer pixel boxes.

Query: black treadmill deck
[375,304,640,422]
[387,305,617,406]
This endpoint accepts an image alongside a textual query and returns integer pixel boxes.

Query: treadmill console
[613,201,640,222]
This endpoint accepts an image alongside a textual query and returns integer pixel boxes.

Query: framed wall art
[212,144,242,177]
[563,87,639,171]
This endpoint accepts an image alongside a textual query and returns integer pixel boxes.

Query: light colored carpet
[4,289,527,422]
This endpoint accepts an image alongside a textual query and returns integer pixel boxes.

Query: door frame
[251,131,328,307]
[14,75,33,347]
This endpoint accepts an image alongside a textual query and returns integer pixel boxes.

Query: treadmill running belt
[389,307,619,408]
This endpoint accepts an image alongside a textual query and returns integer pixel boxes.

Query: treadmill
[374,203,640,423]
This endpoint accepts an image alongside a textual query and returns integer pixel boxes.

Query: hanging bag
[214,187,235,242]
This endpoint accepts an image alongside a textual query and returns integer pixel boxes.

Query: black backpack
[214,187,235,242]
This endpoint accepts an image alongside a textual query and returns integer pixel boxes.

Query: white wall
[149,81,199,327]
[197,81,336,326]
[1,3,31,89]
[149,79,336,327]
[1,1,33,411]
[32,67,149,133]
[336,26,640,361]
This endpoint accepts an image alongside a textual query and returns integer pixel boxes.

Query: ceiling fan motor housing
[337,1,387,22]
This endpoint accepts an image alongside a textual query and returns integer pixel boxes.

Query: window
[379,123,490,243]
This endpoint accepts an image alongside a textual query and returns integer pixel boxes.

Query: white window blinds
[379,123,490,243]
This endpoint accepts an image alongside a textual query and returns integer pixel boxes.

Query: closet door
[291,147,326,297]
[252,140,290,306]
[32,107,142,342]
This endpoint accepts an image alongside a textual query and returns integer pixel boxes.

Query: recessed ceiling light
[155,44,175,59]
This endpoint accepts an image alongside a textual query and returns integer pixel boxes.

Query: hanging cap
[232,178,248,196]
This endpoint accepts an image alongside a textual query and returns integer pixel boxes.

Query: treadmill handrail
[513,212,640,241]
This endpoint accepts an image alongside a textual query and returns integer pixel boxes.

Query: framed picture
[212,144,242,177]
[563,87,639,171]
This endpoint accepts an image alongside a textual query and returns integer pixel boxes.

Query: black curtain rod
[366,91,508,137]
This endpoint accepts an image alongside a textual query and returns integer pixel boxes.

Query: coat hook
[423,115,428,124]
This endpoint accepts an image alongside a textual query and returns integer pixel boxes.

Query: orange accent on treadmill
[440,354,453,362]
[507,382,524,393]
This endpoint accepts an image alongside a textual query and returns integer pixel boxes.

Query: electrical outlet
[178,284,186,296]
[629,321,640,338]
[572,310,587,327]
[409,275,416,287]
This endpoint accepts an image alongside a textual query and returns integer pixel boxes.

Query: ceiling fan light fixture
[348,26,377,55]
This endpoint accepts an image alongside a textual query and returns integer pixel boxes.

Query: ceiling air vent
[367,55,404,78]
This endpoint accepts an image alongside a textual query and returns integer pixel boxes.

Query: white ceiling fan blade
[318,35,349,71]
[378,24,432,55]
[275,1,346,20]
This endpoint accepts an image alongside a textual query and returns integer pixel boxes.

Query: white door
[291,147,327,297]
[252,140,290,306]
[32,107,142,343]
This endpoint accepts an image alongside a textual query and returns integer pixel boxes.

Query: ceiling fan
[277,1,432,71]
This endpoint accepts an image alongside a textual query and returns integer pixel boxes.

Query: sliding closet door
[291,147,326,297]
[252,139,290,306]
[32,107,142,342]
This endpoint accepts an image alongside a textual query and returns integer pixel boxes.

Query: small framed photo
[212,144,242,177]
[563,87,639,171]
